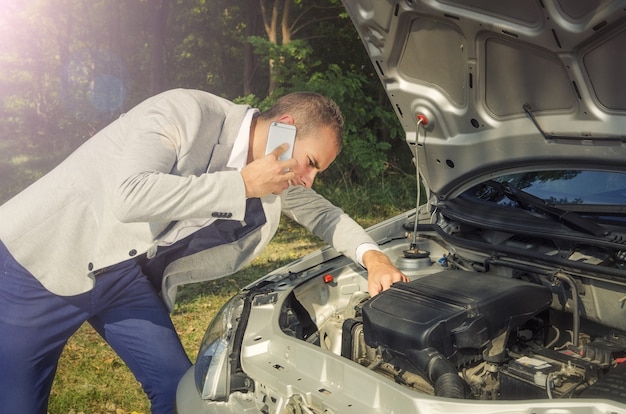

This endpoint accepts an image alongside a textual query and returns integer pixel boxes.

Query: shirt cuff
[356,242,381,267]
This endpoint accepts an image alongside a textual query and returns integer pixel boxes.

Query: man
[0,89,407,413]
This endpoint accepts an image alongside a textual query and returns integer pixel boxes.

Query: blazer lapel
[207,104,250,173]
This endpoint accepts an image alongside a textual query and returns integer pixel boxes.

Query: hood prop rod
[404,115,431,259]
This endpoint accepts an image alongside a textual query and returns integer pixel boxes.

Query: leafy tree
[237,0,405,183]
[0,0,156,149]
[0,0,410,192]
[257,0,348,96]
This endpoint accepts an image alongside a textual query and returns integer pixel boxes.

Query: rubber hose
[407,348,471,399]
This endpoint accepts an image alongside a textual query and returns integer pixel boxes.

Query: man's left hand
[362,250,409,297]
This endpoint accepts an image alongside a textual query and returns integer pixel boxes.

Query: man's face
[289,125,339,188]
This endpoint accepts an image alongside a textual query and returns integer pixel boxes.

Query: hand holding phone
[241,121,297,198]
[265,122,296,161]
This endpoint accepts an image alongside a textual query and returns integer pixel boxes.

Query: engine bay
[342,270,626,402]
[280,222,626,403]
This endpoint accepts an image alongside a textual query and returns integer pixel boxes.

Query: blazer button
[211,212,219,218]
[129,249,137,257]
[88,262,94,271]
[226,213,232,218]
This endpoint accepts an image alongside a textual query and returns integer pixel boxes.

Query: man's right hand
[240,143,297,198]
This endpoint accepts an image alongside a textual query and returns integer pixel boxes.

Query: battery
[499,356,558,399]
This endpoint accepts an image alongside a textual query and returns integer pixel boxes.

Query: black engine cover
[362,270,552,362]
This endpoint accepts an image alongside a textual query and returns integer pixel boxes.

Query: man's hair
[260,92,344,151]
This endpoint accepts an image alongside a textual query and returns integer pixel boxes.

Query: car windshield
[474,171,626,207]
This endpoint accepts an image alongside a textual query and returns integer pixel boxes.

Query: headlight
[194,293,245,401]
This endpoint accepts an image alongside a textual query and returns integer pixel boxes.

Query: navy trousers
[0,241,191,414]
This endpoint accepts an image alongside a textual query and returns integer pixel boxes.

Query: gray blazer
[0,89,374,310]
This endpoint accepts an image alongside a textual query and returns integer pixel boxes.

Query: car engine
[337,268,626,402]
[277,204,626,405]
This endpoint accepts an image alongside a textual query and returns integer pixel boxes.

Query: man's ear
[276,114,295,125]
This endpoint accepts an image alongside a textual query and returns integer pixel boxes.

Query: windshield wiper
[486,180,626,245]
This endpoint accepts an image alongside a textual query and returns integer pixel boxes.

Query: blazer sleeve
[109,90,248,223]
[280,185,376,264]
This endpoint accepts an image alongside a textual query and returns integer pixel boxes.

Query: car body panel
[177,211,626,413]
[343,0,626,198]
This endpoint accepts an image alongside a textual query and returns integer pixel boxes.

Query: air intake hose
[407,348,471,399]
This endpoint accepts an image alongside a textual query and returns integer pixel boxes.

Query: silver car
[176,0,626,412]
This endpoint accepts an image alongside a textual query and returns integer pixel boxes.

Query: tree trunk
[260,0,293,96]
[243,0,261,96]
[150,0,169,95]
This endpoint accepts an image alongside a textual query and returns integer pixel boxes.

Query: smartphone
[265,122,296,161]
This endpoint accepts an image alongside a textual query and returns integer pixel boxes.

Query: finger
[393,271,408,283]
[369,282,382,297]
[381,276,393,291]
[282,171,296,183]
[271,142,291,158]
[368,284,375,297]
[272,179,291,195]
[280,158,298,172]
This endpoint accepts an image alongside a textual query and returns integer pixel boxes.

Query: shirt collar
[227,108,259,171]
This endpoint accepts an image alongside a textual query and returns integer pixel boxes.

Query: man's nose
[301,169,317,188]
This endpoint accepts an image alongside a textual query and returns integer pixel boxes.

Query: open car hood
[343,0,626,199]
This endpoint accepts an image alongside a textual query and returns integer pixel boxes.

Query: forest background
[0,0,417,207]
[0,0,417,412]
